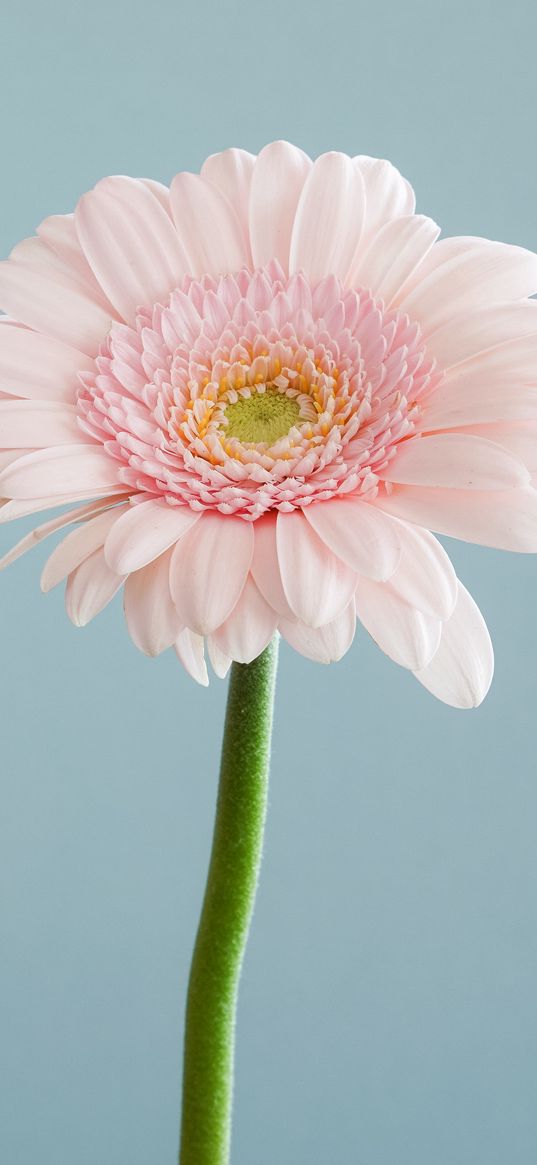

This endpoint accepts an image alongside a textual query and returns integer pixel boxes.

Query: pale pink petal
[201,148,256,245]
[123,547,182,656]
[140,179,173,215]
[376,484,537,551]
[279,598,356,663]
[0,497,127,573]
[170,513,254,635]
[175,628,209,686]
[251,514,295,618]
[387,522,457,620]
[0,490,127,524]
[421,336,537,430]
[0,449,33,470]
[346,215,439,300]
[0,401,82,448]
[170,173,249,278]
[36,213,116,308]
[423,301,537,368]
[211,576,277,663]
[0,255,112,354]
[65,546,124,626]
[355,577,441,670]
[249,141,312,271]
[0,445,122,500]
[276,510,357,627]
[394,237,537,336]
[413,582,493,708]
[304,498,401,581]
[41,503,129,591]
[104,497,200,574]
[289,152,365,282]
[353,156,415,244]
[379,433,529,489]
[207,637,233,678]
[0,323,91,402]
[459,422,537,472]
[75,176,189,322]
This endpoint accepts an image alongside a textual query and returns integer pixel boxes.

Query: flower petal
[0,445,122,500]
[459,422,537,473]
[175,628,209,686]
[289,152,365,282]
[355,577,441,670]
[251,513,295,618]
[421,336,537,429]
[0,323,91,402]
[170,513,254,635]
[304,498,401,580]
[276,510,357,627]
[75,176,189,322]
[211,576,277,664]
[0,497,128,573]
[388,523,457,620]
[279,598,356,663]
[207,637,233,679]
[0,401,82,448]
[379,433,529,489]
[413,582,493,708]
[346,215,439,301]
[41,503,129,591]
[201,148,256,245]
[249,141,312,272]
[423,301,537,369]
[376,484,537,551]
[395,237,537,336]
[170,173,249,279]
[353,156,415,244]
[124,547,182,656]
[65,546,124,626]
[104,497,200,574]
[0,253,112,354]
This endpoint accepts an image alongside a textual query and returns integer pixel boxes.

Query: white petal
[279,598,356,663]
[104,497,200,574]
[65,546,124,626]
[304,498,401,581]
[422,336,537,429]
[41,503,129,591]
[124,547,182,656]
[251,513,295,618]
[289,152,365,282]
[459,421,537,473]
[346,215,439,300]
[379,433,529,489]
[175,628,209,686]
[170,173,249,278]
[355,577,441,670]
[276,510,357,627]
[414,582,493,708]
[376,484,537,551]
[75,176,189,322]
[249,141,312,271]
[170,513,254,635]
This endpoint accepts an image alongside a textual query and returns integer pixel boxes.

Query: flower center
[223,387,301,445]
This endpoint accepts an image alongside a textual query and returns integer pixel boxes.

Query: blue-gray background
[2,2,537,1162]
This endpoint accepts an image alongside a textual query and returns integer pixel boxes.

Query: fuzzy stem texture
[179,637,279,1165]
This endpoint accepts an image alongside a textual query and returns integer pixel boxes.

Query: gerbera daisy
[1,141,537,706]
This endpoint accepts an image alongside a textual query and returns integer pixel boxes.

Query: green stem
[179,637,279,1165]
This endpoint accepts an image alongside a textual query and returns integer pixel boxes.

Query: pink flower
[1,142,537,706]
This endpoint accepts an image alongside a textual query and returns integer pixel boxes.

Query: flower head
[1,142,537,705]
